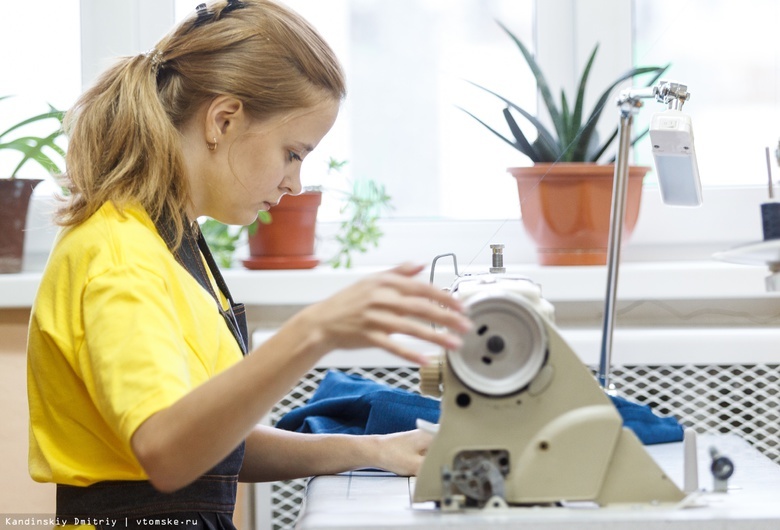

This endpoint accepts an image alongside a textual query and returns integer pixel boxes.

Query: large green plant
[0,95,65,178]
[461,22,670,164]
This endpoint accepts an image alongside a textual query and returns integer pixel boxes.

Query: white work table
[295,434,780,529]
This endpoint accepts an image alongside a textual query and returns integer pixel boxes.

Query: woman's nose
[281,169,302,196]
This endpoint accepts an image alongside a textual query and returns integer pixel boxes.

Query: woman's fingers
[307,263,471,363]
[373,264,465,313]
[384,262,426,277]
[362,332,430,365]
[374,293,471,334]
[362,265,469,329]
[362,322,461,365]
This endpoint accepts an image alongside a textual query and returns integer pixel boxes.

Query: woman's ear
[204,95,245,144]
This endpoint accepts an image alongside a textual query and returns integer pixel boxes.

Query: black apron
[57,214,249,529]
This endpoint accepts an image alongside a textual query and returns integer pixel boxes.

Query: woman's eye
[288,151,302,162]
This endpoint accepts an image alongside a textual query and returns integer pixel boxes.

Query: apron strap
[155,213,249,355]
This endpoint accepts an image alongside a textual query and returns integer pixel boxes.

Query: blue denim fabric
[277,370,683,445]
[277,370,440,435]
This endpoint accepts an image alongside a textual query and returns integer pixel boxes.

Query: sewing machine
[293,251,780,529]
[413,261,686,509]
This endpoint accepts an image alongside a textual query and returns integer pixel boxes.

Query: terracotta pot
[242,190,322,270]
[0,179,43,273]
[509,164,649,266]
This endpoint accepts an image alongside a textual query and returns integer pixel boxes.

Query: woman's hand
[369,429,433,477]
[298,263,471,364]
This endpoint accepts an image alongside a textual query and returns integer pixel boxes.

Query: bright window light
[0,0,80,182]
[633,0,780,188]
[175,0,535,220]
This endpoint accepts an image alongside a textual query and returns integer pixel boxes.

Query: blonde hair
[58,0,346,247]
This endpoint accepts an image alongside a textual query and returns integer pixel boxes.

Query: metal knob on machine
[419,356,443,398]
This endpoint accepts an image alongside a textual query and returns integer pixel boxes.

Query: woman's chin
[210,212,260,227]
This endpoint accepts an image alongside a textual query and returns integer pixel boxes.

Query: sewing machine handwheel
[448,291,547,396]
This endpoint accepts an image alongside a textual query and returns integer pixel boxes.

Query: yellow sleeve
[80,262,193,447]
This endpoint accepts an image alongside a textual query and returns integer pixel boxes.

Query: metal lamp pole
[597,82,692,390]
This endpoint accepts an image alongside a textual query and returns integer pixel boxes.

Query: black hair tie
[223,0,246,13]
[193,3,215,27]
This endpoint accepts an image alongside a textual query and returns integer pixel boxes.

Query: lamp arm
[618,80,691,110]
[597,80,692,390]
[597,110,634,390]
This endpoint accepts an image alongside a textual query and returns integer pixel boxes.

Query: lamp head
[649,108,703,207]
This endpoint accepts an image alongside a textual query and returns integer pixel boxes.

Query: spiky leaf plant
[0,96,65,178]
[460,22,669,164]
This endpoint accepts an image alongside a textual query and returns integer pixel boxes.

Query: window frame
[70,0,767,266]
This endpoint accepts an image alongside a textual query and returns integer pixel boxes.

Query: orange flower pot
[509,164,649,266]
[242,190,322,270]
[0,179,42,273]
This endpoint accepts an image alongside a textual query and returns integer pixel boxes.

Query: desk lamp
[598,81,703,390]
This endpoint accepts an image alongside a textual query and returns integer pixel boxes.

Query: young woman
[26,1,470,528]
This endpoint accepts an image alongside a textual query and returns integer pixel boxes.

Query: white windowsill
[5,184,776,309]
[3,260,776,310]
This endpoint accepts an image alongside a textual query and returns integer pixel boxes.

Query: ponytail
[59,52,189,246]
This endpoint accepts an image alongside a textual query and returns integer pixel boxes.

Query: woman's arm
[131,263,469,492]
[238,425,432,482]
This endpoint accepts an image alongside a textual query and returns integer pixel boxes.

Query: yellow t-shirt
[27,202,243,486]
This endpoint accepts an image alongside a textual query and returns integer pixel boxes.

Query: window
[175,0,535,221]
[0,0,81,107]
[633,0,780,188]
[12,1,773,266]
[0,0,81,184]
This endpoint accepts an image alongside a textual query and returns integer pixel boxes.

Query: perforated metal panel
[267,363,779,530]
[611,363,779,463]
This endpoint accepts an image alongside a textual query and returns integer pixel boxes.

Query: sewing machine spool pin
[490,244,506,274]
[683,428,699,493]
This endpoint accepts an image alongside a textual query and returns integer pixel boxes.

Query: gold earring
[207,137,217,151]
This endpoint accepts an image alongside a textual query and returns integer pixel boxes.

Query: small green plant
[329,177,392,269]
[199,219,242,268]
[461,22,669,164]
[0,95,66,178]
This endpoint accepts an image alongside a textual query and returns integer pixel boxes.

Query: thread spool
[761,203,780,240]
[762,147,780,240]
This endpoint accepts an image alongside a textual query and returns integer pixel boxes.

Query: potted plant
[0,96,65,273]
[201,158,393,270]
[242,186,325,270]
[461,22,668,265]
